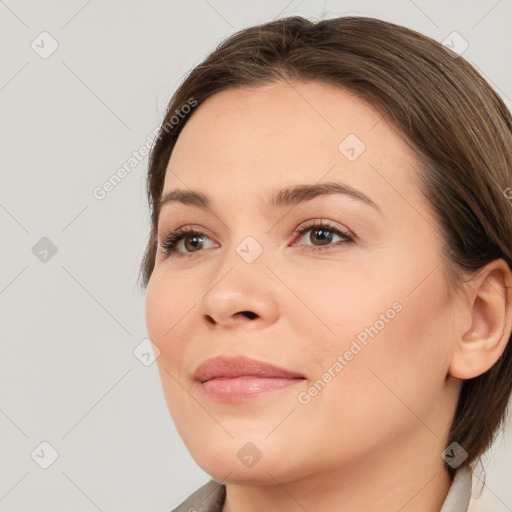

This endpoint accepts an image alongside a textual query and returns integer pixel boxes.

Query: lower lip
[199,376,304,402]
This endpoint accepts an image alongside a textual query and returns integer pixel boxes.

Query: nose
[198,262,280,330]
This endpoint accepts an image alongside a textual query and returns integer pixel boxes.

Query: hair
[138,15,512,482]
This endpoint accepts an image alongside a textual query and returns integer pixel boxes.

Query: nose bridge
[221,214,278,282]
[218,205,273,267]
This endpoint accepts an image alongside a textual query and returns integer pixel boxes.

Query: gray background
[1,0,511,510]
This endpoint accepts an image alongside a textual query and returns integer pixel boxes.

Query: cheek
[280,262,401,348]
[298,262,454,424]
[145,273,201,428]
[145,275,171,347]
[145,271,199,370]
[332,272,454,429]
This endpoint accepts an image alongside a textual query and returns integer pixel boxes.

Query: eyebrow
[159,181,382,215]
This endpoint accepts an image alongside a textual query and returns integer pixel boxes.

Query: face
[145,80,463,485]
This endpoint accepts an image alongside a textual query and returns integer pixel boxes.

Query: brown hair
[139,15,512,481]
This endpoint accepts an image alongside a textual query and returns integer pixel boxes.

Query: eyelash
[159,221,355,257]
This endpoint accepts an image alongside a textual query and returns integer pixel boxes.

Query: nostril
[239,311,257,319]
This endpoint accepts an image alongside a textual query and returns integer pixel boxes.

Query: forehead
[161,80,423,217]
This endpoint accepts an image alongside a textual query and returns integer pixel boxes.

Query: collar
[440,466,473,512]
[171,467,473,512]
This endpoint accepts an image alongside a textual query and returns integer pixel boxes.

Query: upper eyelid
[158,219,351,239]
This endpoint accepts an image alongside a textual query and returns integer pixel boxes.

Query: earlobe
[449,259,512,380]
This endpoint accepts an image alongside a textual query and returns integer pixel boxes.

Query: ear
[449,259,512,380]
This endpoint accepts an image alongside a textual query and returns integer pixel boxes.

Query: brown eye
[160,227,215,256]
[306,226,336,246]
[294,221,355,250]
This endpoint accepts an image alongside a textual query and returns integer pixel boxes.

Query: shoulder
[170,479,226,512]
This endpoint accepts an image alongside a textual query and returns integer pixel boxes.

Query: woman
[139,15,512,512]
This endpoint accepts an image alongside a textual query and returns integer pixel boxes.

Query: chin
[189,436,310,486]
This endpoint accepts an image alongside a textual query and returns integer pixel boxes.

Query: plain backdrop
[1,0,511,511]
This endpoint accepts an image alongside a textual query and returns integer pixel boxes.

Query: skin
[145,79,512,512]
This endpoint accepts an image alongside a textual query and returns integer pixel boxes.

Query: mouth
[193,355,306,403]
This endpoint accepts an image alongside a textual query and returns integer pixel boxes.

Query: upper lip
[193,355,305,382]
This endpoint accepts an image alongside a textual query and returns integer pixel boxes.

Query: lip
[193,355,306,402]
[194,355,305,382]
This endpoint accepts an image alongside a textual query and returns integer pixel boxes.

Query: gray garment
[171,479,225,512]
[440,467,473,512]
[171,466,472,512]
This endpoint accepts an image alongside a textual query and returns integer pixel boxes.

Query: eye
[158,220,355,258]
[159,226,217,257]
[291,219,355,251]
